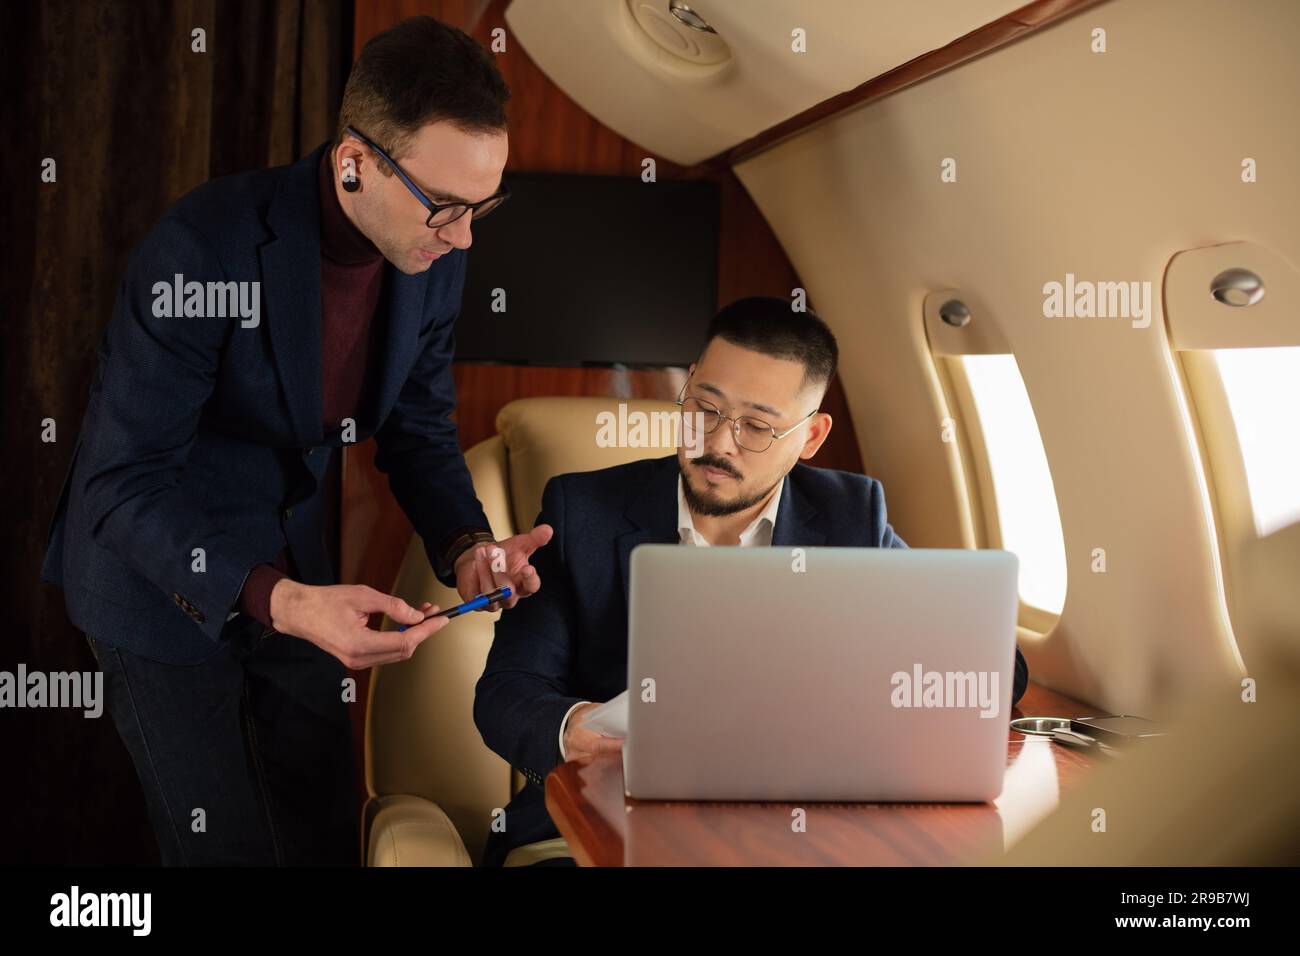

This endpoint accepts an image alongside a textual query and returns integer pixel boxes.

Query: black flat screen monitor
[454,171,720,366]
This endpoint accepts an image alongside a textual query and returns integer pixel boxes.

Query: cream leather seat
[363,395,681,866]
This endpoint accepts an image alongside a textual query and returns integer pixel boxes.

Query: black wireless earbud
[342,174,360,193]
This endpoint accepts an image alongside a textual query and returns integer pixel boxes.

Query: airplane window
[1212,346,1300,537]
[960,354,1068,614]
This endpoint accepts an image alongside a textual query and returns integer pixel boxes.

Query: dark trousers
[86,615,357,865]
[482,786,576,867]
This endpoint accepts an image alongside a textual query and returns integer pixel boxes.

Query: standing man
[40,16,549,865]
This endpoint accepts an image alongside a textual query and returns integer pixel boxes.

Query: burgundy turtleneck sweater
[236,148,388,627]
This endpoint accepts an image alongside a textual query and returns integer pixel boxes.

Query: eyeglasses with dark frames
[343,125,510,228]
[675,373,818,453]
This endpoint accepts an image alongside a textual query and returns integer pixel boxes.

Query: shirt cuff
[557,700,591,763]
[237,564,288,629]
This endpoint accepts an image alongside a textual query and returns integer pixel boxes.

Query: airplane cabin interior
[6,0,1297,933]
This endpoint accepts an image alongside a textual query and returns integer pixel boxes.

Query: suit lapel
[368,266,430,430]
[261,144,326,448]
[616,456,681,606]
[771,467,826,548]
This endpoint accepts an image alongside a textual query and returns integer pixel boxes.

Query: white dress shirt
[557,474,785,759]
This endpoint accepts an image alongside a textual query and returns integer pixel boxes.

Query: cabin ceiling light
[940,299,972,328]
[1211,268,1266,307]
[626,0,732,65]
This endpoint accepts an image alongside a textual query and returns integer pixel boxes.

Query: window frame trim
[932,352,1064,636]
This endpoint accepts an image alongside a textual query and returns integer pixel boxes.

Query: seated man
[473,296,1030,866]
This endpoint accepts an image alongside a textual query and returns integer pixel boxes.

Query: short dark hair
[337,16,509,163]
[702,297,839,394]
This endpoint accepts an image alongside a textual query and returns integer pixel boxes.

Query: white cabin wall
[735,0,1298,712]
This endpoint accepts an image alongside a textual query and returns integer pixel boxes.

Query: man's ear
[334,139,367,184]
[798,412,833,461]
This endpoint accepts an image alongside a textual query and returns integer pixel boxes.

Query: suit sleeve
[474,475,585,781]
[870,478,908,549]
[1012,647,1029,706]
[78,216,267,643]
[372,248,491,589]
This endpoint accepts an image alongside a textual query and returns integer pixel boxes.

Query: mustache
[692,456,740,479]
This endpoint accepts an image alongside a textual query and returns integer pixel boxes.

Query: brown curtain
[0,0,350,864]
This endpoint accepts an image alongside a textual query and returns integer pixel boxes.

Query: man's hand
[453,524,554,610]
[269,579,448,670]
[562,701,624,761]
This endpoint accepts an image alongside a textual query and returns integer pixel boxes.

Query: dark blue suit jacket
[40,141,489,663]
[473,454,1030,864]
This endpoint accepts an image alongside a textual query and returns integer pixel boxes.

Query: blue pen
[398,586,513,631]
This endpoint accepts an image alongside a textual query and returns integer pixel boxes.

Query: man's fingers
[343,618,445,669]
[477,545,514,611]
[475,547,497,599]
[497,567,536,609]
[455,548,492,604]
[350,586,422,624]
[455,570,479,605]
[352,649,420,668]
[336,629,414,670]
[388,594,424,624]
[505,543,540,576]
[528,523,554,551]
[570,735,624,759]
[516,565,540,597]
[453,543,541,612]
[345,649,411,670]
[393,613,449,644]
[489,552,512,604]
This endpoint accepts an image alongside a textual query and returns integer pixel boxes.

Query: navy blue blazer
[40,141,489,664]
[473,454,1030,863]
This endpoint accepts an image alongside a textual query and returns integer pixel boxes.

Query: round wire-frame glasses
[675,376,818,453]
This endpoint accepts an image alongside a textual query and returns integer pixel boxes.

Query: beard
[679,455,785,517]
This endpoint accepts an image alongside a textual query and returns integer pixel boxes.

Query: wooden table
[545,682,1103,865]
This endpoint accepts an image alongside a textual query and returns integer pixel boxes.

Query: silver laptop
[623,546,1020,802]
